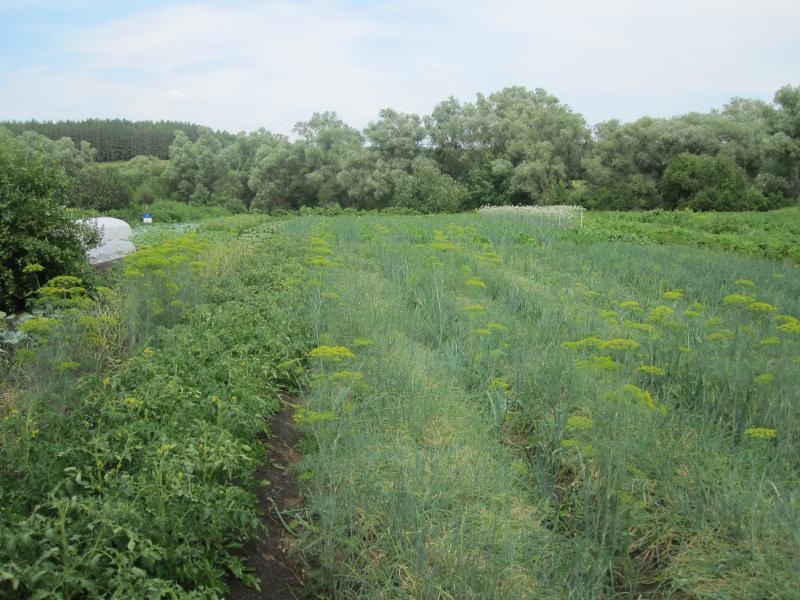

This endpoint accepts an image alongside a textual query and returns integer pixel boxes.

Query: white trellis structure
[477,205,586,229]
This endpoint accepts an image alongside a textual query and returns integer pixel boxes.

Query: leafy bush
[661,152,771,211]
[0,135,99,312]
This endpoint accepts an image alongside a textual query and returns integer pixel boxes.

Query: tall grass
[288,213,800,598]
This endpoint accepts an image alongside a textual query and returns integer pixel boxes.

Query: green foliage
[287,212,800,598]
[572,208,800,264]
[661,152,770,211]
[0,224,308,597]
[0,118,210,162]
[0,135,99,312]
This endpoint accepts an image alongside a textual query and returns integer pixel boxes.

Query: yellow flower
[352,337,374,346]
[744,427,777,440]
[759,337,780,345]
[473,328,492,336]
[618,300,642,311]
[577,355,622,371]
[307,345,356,360]
[465,277,487,288]
[599,310,617,318]
[754,373,774,385]
[636,365,665,376]
[566,415,594,431]
[735,279,756,287]
[648,306,674,322]
[490,377,511,390]
[465,304,485,311]
[708,330,734,341]
[662,290,684,300]
[332,370,364,381]
[747,302,776,313]
[621,384,656,410]
[722,293,756,305]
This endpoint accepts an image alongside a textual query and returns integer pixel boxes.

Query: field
[289,211,800,597]
[2,209,799,598]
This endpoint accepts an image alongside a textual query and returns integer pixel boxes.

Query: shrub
[0,135,98,312]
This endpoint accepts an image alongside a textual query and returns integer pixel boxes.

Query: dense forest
[2,84,798,214]
[0,119,209,161]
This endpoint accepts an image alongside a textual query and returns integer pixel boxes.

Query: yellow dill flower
[332,370,364,381]
[599,310,617,318]
[747,302,776,313]
[601,338,640,351]
[674,345,692,353]
[778,321,800,334]
[704,316,724,328]
[465,303,485,311]
[431,241,456,251]
[352,337,374,346]
[648,306,674,322]
[735,279,756,287]
[684,310,701,317]
[158,442,174,454]
[743,427,777,440]
[19,317,59,336]
[623,320,658,334]
[566,415,594,431]
[662,290,684,300]
[321,291,341,300]
[307,345,356,360]
[563,337,605,349]
[753,373,774,384]
[465,277,487,288]
[56,360,80,371]
[309,236,332,248]
[487,322,507,331]
[102,377,111,386]
[293,407,337,425]
[561,438,579,449]
[582,290,600,299]
[618,300,642,311]
[708,330,734,341]
[577,355,622,371]
[473,328,492,336]
[143,347,154,355]
[621,384,656,410]
[636,365,665,376]
[760,337,780,345]
[490,377,511,390]
[691,302,705,311]
[307,257,333,267]
[722,293,756,305]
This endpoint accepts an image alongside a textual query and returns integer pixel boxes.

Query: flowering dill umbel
[307,345,356,360]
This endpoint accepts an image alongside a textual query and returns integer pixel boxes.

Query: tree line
[0,119,210,162]
[3,84,799,213]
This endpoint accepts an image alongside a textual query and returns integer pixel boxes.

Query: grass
[2,208,799,598]
[286,212,800,598]
[571,207,800,264]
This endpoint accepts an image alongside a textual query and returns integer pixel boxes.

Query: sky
[1,0,798,134]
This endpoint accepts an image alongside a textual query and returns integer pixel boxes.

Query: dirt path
[226,399,306,599]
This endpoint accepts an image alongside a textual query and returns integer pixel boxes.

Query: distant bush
[660,152,777,211]
[0,135,99,312]
[108,199,231,224]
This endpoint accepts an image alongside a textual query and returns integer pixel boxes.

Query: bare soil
[226,398,307,599]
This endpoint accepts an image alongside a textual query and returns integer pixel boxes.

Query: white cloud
[2,0,799,130]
